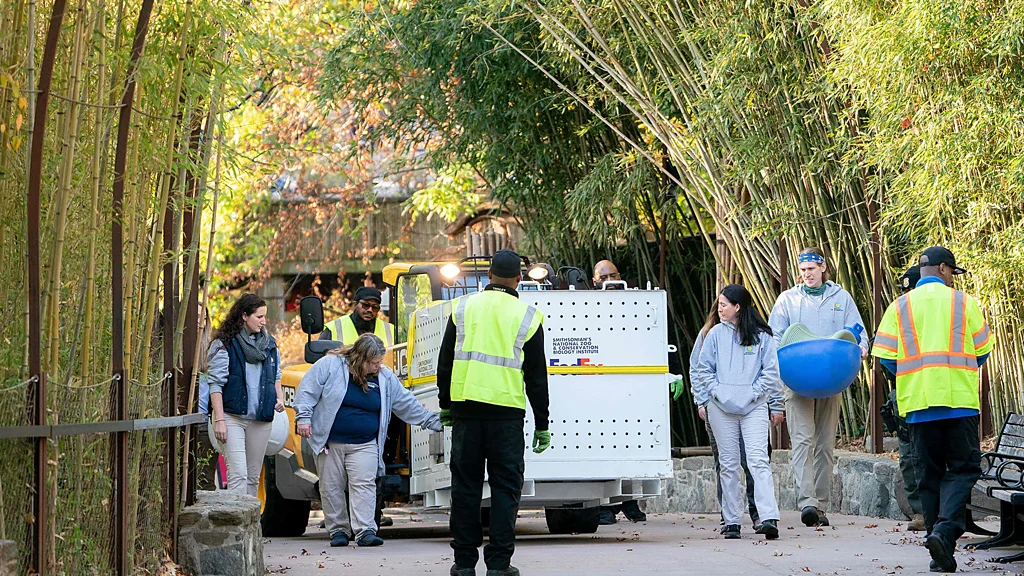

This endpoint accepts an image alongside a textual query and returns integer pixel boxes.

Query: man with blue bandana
[769,247,868,528]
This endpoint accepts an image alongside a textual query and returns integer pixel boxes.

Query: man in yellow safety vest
[437,249,551,576]
[320,286,393,347]
[872,246,993,573]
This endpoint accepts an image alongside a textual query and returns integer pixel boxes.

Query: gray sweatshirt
[692,322,782,416]
[689,328,784,413]
[207,336,283,420]
[293,354,442,477]
[768,281,869,355]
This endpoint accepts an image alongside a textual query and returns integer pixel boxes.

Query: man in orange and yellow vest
[872,246,993,573]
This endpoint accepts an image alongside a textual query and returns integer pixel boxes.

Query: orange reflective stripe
[973,324,991,349]
[874,331,898,352]
[896,352,979,376]
[949,291,966,354]
[896,295,920,357]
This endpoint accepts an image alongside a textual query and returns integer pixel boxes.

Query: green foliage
[407,166,482,223]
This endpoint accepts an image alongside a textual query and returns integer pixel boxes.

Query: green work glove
[670,378,685,401]
[532,430,551,454]
[439,408,453,426]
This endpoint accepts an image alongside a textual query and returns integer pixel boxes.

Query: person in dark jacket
[438,249,550,576]
[208,293,284,496]
[883,265,926,532]
[591,260,648,525]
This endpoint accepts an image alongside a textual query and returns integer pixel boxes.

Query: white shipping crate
[408,289,674,509]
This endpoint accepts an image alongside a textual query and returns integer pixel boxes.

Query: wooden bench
[968,414,1024,543]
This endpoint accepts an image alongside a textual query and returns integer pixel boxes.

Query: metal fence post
[110,1,155,573]
[868,197,884,454]
[26,0,70,571]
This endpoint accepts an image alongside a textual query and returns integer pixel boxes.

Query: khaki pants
[785,392,841,511]
[223,414,272,497]
[316,441,378,539]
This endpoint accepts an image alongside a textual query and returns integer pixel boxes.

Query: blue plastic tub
[777,339,862,399]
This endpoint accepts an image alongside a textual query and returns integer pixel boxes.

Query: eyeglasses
[598,273,621,281]
[357,300,381,312]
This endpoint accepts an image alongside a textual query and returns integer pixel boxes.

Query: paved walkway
[264,510,1019,575]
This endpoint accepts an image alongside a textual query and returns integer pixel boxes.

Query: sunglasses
[357,300,381,312]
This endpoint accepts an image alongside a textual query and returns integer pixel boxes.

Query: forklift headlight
[439,263,462,280]
[527,264,550,281]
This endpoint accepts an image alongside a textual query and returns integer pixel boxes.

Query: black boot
[621,500,647,522]
[723,524,741,539]
[755,519,779,540]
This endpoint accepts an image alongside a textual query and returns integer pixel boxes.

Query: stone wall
[179,490,264,576]
[0,541,17,576]
[646,450,909,521]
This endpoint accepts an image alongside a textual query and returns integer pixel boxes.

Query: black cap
[919,246,966,275]
[489,249,522,278]
[354,286,382,303]
[899,265,921,291]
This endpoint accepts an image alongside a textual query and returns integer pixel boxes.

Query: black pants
[450,418,525,571]
[910,415,982,542]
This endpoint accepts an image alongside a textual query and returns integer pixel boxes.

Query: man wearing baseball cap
[437,249,551,576]
[320,285,393,347]
[872,246,993,572]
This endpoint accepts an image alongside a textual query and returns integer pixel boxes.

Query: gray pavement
[264,510,1022,575]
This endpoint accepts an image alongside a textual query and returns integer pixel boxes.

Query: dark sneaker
[925,533,957,573]
[379,515,394,527]
[750,514,760,530]
[599,508,618,525]
[817,510,829,527]
[755,519,779,540]
[329,531,350,547]
[801,506,820,527]
[485,567,521,576]
[621,500,647,522]
[723,524,741,539]
[356,530,384,547]
[450,566,476,576]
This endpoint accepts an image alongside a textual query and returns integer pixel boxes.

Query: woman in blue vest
[294,333,442,548]
[208,293,284,496]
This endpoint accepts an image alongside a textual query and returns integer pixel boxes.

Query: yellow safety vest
[450,290,543,409]
[872,281,993,417]
[326,315,393,347]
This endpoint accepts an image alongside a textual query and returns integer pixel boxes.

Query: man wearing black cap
[437,249,551,576]
[320,285,394,347]
[872,247,993,573]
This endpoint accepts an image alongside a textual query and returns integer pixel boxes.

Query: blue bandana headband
[798,253,825,265]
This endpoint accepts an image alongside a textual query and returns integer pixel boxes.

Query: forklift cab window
[396,274,434,344]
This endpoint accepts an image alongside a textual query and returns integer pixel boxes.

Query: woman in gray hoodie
[768,247,868,528]
[294,334,442,548]
[693,284,784,540]
[690,303,784,531]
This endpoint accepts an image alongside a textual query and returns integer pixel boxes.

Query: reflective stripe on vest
[328,315,393,346]
[450,290,543,410]
[893,283,982,416]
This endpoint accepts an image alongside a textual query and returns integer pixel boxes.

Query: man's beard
[350,310,375,334]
